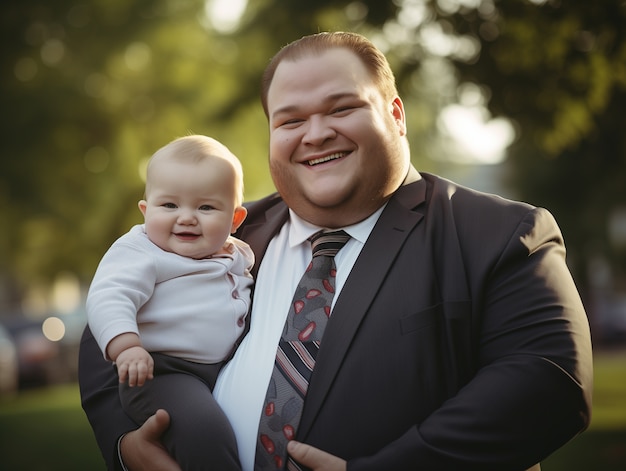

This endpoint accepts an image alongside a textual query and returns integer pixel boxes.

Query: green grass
[0,351,624,470]
[0,384,104,470]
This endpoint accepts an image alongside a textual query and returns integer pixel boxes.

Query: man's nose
[303,115,336,145]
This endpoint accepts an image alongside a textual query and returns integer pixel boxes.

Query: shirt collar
[287,205,386,249]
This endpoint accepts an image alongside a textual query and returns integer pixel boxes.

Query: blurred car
[595,295,626,345]
[3,316,60,389]
[0,323,18,395]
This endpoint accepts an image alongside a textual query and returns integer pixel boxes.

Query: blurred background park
[0,0,625,469]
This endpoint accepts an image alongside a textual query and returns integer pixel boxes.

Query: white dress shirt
[213,207,384,471]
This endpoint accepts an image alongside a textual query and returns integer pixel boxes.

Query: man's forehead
[276,47,359,69]
[270,49,368,92]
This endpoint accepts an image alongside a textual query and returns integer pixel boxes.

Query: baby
[87,135,252,470]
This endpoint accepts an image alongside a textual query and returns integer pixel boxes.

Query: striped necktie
[255,230,351,470]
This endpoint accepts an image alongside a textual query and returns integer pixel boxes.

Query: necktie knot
[309,230,350,258]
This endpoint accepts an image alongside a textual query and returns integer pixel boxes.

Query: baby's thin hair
[147,135,245,205]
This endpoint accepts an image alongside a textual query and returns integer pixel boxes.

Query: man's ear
[138,200,147,217]
[391,96,407,136]
[231,206,248,233]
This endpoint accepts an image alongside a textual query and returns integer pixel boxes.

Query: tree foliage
[438,0,626,293]
[1,0,624,310]
[0,0,399,305]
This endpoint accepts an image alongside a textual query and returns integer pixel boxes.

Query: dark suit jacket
[79,172,592,470]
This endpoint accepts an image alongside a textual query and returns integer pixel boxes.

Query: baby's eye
[199,205,214,211]
[162,203,177,209]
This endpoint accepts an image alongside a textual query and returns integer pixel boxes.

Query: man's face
[266,48,409,228]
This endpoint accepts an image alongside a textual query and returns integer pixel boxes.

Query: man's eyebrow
[271,92,361,119]
[271,105,298,119]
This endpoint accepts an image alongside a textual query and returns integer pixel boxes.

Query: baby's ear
[231,206,248,233]
[138,200,147,216]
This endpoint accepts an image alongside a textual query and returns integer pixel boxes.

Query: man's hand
[116,346,154,386]
[120,409,181,471]
[287,441,347,471]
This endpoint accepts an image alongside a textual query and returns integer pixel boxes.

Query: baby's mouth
[175,232,199,239]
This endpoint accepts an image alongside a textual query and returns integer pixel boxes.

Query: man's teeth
[308,152,345,166]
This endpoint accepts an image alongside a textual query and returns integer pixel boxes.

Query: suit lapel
[298,180,427,438]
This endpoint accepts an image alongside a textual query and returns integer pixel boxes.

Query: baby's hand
[116,346,154,387]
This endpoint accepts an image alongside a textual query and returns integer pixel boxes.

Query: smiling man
[80,32,593,471]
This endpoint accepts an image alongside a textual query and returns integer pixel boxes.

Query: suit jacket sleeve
[344,202,592,471]
[79,326,136,470]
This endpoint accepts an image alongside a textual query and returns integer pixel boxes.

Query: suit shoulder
[419,172,561,249]
[243,193,284,221]
[422,172,534,217]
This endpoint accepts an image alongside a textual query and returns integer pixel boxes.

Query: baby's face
[139,156,240,259]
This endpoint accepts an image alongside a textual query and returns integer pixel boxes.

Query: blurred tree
[1,0,624,316]
[1,1,259,303]
[431,0,626,301]
[0,0,405,307]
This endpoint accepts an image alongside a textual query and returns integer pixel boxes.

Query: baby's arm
[107,332,154,387]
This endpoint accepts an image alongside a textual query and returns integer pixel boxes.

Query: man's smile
[306,151,348,166]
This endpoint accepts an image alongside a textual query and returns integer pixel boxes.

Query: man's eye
[279,118,304,128]
[331,106,352,115]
